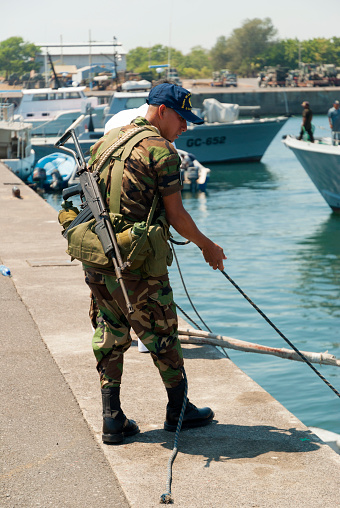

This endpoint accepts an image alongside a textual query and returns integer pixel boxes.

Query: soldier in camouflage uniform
[85,84,226,444]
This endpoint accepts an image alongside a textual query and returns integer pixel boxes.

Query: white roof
[21,86,86,95]
[37,42,126,56]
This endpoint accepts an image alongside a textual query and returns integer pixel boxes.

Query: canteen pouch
[141,216,173,277]
[58,201,80,230]
[117,221,152,270]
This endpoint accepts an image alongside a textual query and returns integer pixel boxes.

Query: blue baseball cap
[146,83,204,124]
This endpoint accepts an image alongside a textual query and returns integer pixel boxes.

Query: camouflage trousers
[84,268,184,389]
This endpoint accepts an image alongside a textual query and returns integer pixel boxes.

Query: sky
[3,0,340,54]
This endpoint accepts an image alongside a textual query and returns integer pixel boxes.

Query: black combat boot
[164,379,214,432]
[101,387,139,444]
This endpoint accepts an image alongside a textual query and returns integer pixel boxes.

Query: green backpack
[64,126,173,276]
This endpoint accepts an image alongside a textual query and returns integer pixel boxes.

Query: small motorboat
[178,149,210,192]
[28,152,76,192]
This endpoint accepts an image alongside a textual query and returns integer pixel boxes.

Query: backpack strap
[93,125,159,174]
[109,128,161,213]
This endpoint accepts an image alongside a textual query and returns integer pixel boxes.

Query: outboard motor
[186,166,199,192]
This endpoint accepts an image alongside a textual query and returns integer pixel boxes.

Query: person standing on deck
[298,101,314,142]
[328,100,340,145]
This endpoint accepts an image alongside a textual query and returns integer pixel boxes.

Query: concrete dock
[1,162,340,507]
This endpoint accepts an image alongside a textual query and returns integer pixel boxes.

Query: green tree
[0,37,40,79]
[210,18,278,76]
[210,36,229,71]
[264,39,301,69]
[262,37,340,71]
[126,46,149,72]
[301,38,336,64]
[127,44,212,78]
[183,46,212,75]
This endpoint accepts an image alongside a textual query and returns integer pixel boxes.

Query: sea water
[43,115,340,434]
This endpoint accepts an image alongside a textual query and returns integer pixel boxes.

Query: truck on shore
[260,63,340,88]
[211,70,237,87]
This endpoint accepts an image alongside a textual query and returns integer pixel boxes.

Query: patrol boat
[104,92,288,163]
[14,86,104,136]
[283,134,340,211]
[33,86,288,166]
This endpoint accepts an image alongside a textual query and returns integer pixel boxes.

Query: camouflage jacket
[90,117,182,223]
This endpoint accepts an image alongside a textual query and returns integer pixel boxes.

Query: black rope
[170,238,191,246]
[165,244,340,504]
[172,243,340,399]
[172,244,212,333]
[160,367,188,504]
[221,270,340,399]
[175,302,204,332]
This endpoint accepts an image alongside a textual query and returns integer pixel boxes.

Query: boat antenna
[47,52,62,89]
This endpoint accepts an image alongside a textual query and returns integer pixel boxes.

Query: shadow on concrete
[131,422,321,467]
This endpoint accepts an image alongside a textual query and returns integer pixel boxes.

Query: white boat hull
[175,117,288,163]
[309,427,340,455]
[283,136,340,211]
[33,116,289,165]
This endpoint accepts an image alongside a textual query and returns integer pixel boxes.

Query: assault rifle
[55,128,134,314]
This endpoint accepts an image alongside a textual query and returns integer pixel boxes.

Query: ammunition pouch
[65,212,173,276]
[66,213,126,269]
[142,216,173,277]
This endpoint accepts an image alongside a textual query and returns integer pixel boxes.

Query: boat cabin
[0,103,32,160]
[104,90,149,124]
[15,87,98,121]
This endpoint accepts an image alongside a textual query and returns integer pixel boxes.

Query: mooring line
[160,367,188,504]
[172,245,212,333]
[221,269,340,399]
[161,247,340,503]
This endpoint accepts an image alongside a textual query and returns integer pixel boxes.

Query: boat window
[125,97,147,109]
[65,92,81,99]
[32,93,48,101]
[49,92,64,100]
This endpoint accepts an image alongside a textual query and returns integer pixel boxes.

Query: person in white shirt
[104,103,148,134]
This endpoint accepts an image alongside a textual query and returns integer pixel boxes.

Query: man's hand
[163,191,227,270]
[200,238,227,271]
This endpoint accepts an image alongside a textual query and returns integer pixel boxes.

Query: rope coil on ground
[160,368,188,504]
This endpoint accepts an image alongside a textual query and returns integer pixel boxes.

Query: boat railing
[315,135,340,147]
[0,103,15,122]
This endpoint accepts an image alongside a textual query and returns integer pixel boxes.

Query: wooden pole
[178,328,340,367]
